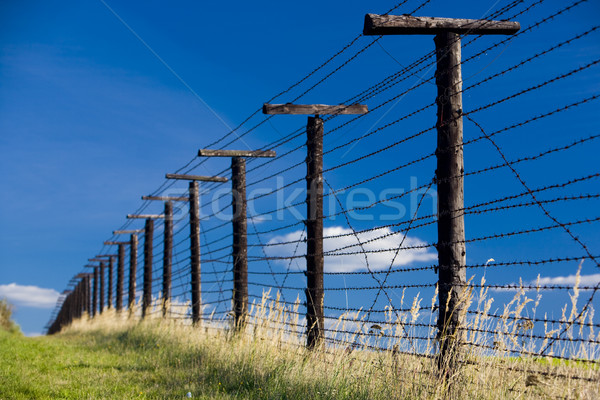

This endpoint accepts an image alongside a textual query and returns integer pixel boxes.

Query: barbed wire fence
[45,0,599,391]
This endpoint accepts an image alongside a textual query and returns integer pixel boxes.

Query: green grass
[0,318,379,399]
[0,328,197,399]
[1,293,598,400]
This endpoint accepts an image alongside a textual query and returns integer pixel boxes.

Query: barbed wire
[47,0,600,385]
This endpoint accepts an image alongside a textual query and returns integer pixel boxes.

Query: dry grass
[55,280,600,400]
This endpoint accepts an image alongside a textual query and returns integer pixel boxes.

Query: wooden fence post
[306,116,325,349]
[165,173,227,325]
[99,261,105,314]
[434,31,467,374]
[71,283,78,322]
[93,266,98,318]
[83,274,88,316]
[78,280,84,318]
[86,274,91,316]
[125,215,165,318]
[107,256,114,309]
[163,201,173,317]
[143,218,154,318]
[117,244,125,311]
[197,149,277,330]
[362,13,520,376]
[263,103,367,349]
[107,233,140,314]
[130,233,138,311]
[189,181,201,324]
[141,195,190,318]
[231,157,248,329]
[75,279,82,319]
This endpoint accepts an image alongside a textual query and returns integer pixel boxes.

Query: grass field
[1,296,599,400]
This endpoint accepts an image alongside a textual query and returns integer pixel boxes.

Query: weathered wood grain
[198,149,276,158]
[363,14,520,35]
[263,103,367,115]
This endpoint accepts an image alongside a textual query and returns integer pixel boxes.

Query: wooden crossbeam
[104,241,131,245]
[88,258,105,262]
[198,149,277,158]
[263,103,368,115]
[95,254,117,258]
[363,14,520,35]
[165,173,227,182]
[142,195,189,202]
[126,214,165,219]
[75,273,90,279]
[113,229,143,235]
[84,264,98,268]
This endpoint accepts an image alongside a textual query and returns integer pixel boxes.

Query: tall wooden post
[77,280,84,318]
[197,149,277,329]
[84,274,90,316]
[306,116,324,349]
[92,266,98,318]
[74,278,83,319]
[141,196,189,318]
[107,256,114,309]
[231,157,248,329]
[130,233,138,310]
[363,13,520,376]
[99,261,105,314]
[65,292,72,326]
[163,201,173,317]
[143,218,154,318]
[72,282,79,321]
[125,215,165,318]
[112,229,143,313]
[434,31,466,373]
[263,103,367,348]
[87,273,92,316]
[92,254,118,311]
[165,173,227,325]
[117,244,125,311]
[189,181,201,324]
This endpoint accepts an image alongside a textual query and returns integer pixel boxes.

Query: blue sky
[1,0,599,338]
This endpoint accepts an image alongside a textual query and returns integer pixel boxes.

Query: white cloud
[266,226,436,273]
[489,274,600,292]
[0,283,60,309]
[536,273,600,287]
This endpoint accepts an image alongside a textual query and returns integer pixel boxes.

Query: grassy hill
[1,306,598,399]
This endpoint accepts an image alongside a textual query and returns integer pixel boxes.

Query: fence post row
[142,195,190,317]
[107,256,114,308]
[48,15,529,363]
[263,103,368,348]
[47,272,92,333]
[73,273,87,319]
[129,233,139,311]
[84,273,91,316]
[163,202,173,317]
[87,259,105,315]
[363,13,520,376]
[165,173,228,325]
[117,244,125,311]
[198,149,277,329]
[126,214,165,318]
[99,261,105,314]
[106,234,136,313]
[92,265,98,318]
[94,254,116,309]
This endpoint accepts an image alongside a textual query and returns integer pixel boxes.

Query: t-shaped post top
[363,14,520,36]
